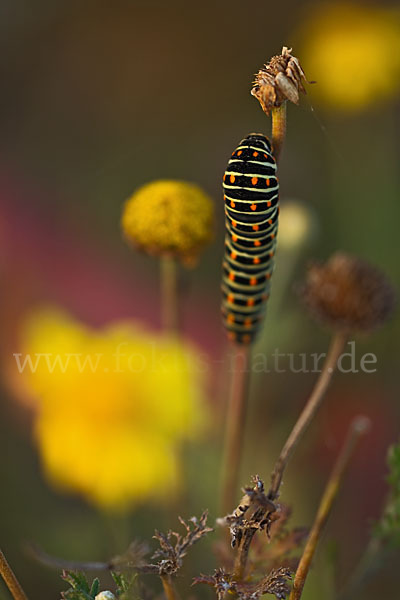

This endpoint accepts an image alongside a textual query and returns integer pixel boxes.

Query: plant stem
[232,332,347,581]
[271,103,287,164]
[0,550,28,600]
[221,344,252,516]
[268,331,348,501]
[161,256,179,335]
[161,574,180,600]
[289,416,370,600]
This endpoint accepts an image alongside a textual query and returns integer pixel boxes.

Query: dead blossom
[251,47,309,115]
[193,566,293,600]
[299,252,396,332]
[142,511,213,576]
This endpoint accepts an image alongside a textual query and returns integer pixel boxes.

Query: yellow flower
[278,200,316,251]
[298,3,400,111]
[17,308,207,510]
[121,180,214,266]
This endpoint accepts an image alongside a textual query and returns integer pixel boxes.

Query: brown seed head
[251,46,308,115]
[300,252,396,332]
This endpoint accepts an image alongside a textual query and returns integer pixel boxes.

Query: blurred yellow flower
[298,3,400,110]
[121,180,214,266]
[278,200,316,251]
[16,308,207,510]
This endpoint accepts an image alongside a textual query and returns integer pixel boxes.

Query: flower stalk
[221,345,252,515]
[268,330,348,500]
[161,574,180,600]
[0,550,28,600]
[289,416,370,600]
[161,255,180,335]
[271,103,287,164]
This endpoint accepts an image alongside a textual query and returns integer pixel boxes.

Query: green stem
[161,256,179,335]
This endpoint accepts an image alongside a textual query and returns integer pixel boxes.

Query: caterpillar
[221,133,279,344]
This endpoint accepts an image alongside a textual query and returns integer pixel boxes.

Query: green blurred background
[0,0,399,598]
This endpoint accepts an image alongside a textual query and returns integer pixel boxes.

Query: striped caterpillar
[221,133,279,344]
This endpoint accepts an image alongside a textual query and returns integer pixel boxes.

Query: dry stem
[268,331,348,500]
[161,256,179,334]
[289,416,370,600]
[0,550,28,600]
[221,345,252,516]
[271,103,287,164]
[161,574,180,600]
[232,332,347,579]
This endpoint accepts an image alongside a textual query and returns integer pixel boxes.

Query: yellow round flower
[298,3,400,111]
[16,308,208,510]
[121,180,214,266]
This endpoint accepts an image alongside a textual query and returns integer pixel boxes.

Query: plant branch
[268,331,348,501]
[289,416,370,600]
[0,550,28,600]
[271,103,287,164]
[231,332,347,580]
[161,256,180,335]
[221,345,252,516]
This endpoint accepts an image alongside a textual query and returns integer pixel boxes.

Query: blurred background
[0,0,399,598]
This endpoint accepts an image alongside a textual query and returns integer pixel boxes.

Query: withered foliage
[251,47,308,115]
[142,511,213,576]
[218,476,277,548]
[194,566,292,600]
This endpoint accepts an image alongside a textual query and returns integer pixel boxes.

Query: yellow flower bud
[121,180,214,266]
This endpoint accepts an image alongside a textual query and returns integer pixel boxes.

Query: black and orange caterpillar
[221,133,279,344]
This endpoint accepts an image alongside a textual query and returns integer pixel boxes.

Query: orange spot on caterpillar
[229,272,235,281]
[227,294,234,303]
[267,201,272,207]
[250,277,257,286]
[250,204,257,211]
[247,298,255,306]
[230,174,235,183]
[269,252,274,258]
[266,273,271,280]
[263,153,268,159]
[230,201,235,208]
[266,178,270,186]
[228,331,236,341]
[253,151,259,157]
[232,234,238,242]
[271,233,275,239]
[251,177,258,186]
[232,220,237,227]
[244,318,252,327]
[237,150,242,156]
[253,257,260,264]
[242,334,251,344]
[254,240,261,247]
[227,313,235,324]
[231,251,237,259]
[268,219,273,224]
[252,224,259,231]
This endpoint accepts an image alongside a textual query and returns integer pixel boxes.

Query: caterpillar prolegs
[221,133,279,344]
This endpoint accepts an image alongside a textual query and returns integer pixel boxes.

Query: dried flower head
[300,252,396,332]
[143,512,213,576]
[121,180,214,266]
[251,47,308,115]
